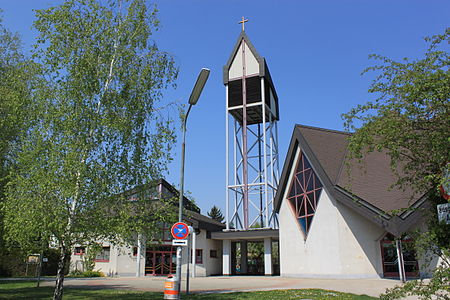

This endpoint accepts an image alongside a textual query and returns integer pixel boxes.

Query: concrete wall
[70,243,140,277]
[181,230,223,277]
[279,147,385,278]
[70,228,222,277]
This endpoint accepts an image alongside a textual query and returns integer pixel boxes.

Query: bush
[82,270,104,277]
[68,270,105,278]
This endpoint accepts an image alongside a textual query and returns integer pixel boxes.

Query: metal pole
[192,231,196,277]
[186,232,191,295]
[395,238,406,283]
[36,252,43,288]
[241,40,249,229]
[258,124,263,227]
[261,78,269,227]
[176,104,192,299]
[136,234,142,277]
[225,85,230,230]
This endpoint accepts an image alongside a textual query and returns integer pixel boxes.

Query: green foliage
[81,243,102,272]
[342,28,450,194]
[3,0,178,250]
[1,0,178,299]
[381,265,450,300]
[207,205,224,222]
[343,28,450,299]
[68,269,105,278]
[0,10,39,280]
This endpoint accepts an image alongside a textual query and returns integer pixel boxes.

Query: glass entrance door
[380,234,419,278]
[145,246,176,276]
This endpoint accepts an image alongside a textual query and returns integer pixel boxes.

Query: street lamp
[176,68,210,299]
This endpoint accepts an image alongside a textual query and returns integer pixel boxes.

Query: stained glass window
[287,152,323,237]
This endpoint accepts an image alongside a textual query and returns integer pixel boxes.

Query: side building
[70,179,224,277]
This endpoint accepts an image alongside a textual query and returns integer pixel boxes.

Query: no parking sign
[171,222,189,240]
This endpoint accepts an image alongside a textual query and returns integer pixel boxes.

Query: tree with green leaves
[207,205,224,222]
[343,28,449,299]
[343,28,449,195]
[1,1,178,299]
[0,10,38,276]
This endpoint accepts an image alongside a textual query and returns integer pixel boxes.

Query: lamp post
[175,68,210,299]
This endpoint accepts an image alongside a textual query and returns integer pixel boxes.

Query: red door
[380,234,419,278]
[145,246,176,276]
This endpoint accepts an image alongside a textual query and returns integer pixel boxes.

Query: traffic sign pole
[172,222,189,300]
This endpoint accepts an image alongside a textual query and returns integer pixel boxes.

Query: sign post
[171,222,189,299]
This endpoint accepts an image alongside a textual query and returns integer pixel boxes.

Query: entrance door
[380,234,419,278]
[145,246,176,276]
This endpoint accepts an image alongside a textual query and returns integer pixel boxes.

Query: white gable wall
[279,147,385,278]
[228,42,259,80]
[336,201,384,277]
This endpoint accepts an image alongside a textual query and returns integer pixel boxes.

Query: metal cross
[239,16,248,31]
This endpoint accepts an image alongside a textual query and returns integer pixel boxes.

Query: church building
[274,124,432,279]
[212,23,437,281]
[70,24,439,281]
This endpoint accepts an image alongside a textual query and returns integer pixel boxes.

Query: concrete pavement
[40,276,421,299]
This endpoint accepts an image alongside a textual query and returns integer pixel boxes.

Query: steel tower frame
[225,78,280,230]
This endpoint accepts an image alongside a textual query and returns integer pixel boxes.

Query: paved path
[40,276,420,299]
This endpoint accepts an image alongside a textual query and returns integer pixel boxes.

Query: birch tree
[0,11,38,274]
[2,1,178,299]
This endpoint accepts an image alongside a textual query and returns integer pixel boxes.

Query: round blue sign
[171,222,189,240]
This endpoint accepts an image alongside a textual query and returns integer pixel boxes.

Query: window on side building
[210,249,218,258]
[95,246,111,262]
[195,249,203,264]
[74,247,85,255]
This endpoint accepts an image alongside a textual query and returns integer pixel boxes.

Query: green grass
[0,280,379,300]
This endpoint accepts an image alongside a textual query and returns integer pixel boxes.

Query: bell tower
[224,26,280,230]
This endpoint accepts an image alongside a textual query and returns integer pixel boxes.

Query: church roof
[274,124,428,236]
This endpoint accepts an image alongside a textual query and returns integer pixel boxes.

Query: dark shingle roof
[297,125,350,185]
[296,125,420,213]
[274,124,427,236]
[185,210,226,232]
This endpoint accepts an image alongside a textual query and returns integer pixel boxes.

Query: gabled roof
[222,31,278,102]
[184,210,226,232]
[274,124,428,236]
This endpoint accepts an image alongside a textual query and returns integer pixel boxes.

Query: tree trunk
[53,245,66,300]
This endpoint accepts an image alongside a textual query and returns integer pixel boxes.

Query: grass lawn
[0,280,379,299]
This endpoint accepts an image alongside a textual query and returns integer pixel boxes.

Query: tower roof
[222,31,277,94]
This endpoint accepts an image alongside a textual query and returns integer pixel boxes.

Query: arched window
[287,151,323,237]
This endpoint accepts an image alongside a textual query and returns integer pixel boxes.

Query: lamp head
[188,68,210,105]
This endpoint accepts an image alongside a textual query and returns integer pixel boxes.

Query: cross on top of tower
[239,16,248,31]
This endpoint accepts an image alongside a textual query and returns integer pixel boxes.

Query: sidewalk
[39,276,420,299]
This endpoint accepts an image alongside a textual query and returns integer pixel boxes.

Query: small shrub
[82,270,104,277]
[68,269,104,278]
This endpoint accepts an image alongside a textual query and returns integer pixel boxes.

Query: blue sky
[1,0,449,215]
